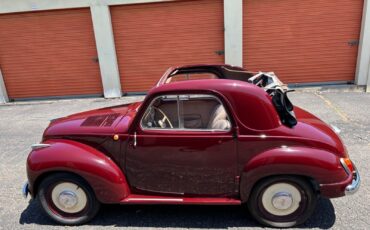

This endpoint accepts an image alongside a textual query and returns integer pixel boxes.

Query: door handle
[92,56,99,63]
[133,132,137,148]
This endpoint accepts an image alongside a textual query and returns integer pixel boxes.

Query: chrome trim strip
[31,143,51,150]
[330,125,341,134]
[177,95,183,129]
[127,198,183,202]
[22,182,29,199]
[139,127,231,132]
[345,166,361,195]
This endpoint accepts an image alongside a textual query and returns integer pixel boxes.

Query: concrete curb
[290,85,366,93]
[0,96,143,107]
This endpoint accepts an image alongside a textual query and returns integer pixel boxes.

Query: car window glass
[141,94,231,131]
[141,95,180,129]
[179,94,231,130]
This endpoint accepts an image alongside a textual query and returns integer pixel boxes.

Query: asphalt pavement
[0,91,368,229]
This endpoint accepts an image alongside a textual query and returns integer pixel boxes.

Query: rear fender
[240,146,347,202]
[27,139,130,203]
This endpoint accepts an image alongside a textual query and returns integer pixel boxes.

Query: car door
[125,94,237,196]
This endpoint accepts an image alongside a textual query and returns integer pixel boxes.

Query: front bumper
[345,167,360,195]
[320,166,360,198]
[22,182,29,199]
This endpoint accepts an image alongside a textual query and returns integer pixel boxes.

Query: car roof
[147,79,280,131]
[150,79,259,96]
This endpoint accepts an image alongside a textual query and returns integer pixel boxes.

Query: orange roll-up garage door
[111,0,224,93]
[243,0,363,84]
[0,8,102,100]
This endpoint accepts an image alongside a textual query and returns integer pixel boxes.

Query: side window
[141,94,231,131]
[141,95,179,129]
[179,95,231,130]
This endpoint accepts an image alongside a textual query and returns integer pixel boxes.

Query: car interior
[163,69,297,128]
[141,94,231,130]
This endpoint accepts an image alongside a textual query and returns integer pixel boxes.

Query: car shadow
[19,198,335,229]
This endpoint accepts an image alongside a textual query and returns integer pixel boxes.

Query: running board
[120,195,241,205]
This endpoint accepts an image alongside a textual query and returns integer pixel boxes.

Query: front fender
[240,146,348,201]
[27,139,130,203]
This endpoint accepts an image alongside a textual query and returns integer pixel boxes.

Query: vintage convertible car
[23,65,360,227]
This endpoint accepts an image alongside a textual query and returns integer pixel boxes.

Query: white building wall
[0,69,9,103]
[356,0,370,91]
[224,0,243,67]
[90,4,122,98]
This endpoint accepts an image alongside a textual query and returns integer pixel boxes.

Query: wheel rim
[51,182,88,214]
[261,182,302,216]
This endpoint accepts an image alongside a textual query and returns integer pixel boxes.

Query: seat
[207,104,230,130]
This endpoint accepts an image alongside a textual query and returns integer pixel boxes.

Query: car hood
[279,106,347,157]
[43,102,141,139]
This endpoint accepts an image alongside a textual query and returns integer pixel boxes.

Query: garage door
[243,0,364,84]
[111,0,224,93]
[0,9,102,100]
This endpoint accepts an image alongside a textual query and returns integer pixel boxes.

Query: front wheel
[38,173,100,225]
[247,176,317,228]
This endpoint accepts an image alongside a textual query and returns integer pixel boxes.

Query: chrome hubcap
[261,183,302,216]
[51,182,87,214]
[58,191,78,209]
[271,192,293,210]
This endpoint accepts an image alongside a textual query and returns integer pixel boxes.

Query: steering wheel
[152,107,174,128]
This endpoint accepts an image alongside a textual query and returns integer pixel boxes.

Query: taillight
[340,158,354,174]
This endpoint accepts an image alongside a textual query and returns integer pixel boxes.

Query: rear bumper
[320,166,360,198]
[344,167,360,195]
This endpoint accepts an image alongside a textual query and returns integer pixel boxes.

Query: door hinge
[348,40,359,47]
[92,56,99,63]
[215,50,225,56]
[234,176,240,193]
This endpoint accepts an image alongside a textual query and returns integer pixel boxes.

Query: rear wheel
[38,173,100,225]
[247,176,317,228]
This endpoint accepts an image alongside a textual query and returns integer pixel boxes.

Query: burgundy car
[23,65,360,227]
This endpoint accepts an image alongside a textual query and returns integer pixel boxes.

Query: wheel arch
[27,139,130,203]
[239,146,346,202]
[32,170,95,199]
